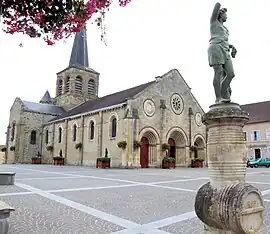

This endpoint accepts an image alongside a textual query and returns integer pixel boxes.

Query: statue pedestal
[195,103,264,234]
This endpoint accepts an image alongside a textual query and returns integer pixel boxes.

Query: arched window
[65,77,70,93]
[30,130,37,144]
[45,130,49,144]
[111,117,117,138]
[88,79,95,95]
[11,122,15,141]
[58,79,63,95]
[58,127,62,143]
[75,76,82,93]
[89,121,94,140]
[73,125,77,142]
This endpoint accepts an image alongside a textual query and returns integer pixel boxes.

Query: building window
[65,77,70,93]
[58,79,63,95]
[88,79,95,95]
[111,117,117,138]
[252,131,260,141]
[255,148,261,160]
[45,130,49,144]
[58,127,62,143]
[73,125,77,142]
[266,129,270,140]
[75,76,82,93]
[90,121,94,140]
[11,122,15,141]
[30,130,37,144]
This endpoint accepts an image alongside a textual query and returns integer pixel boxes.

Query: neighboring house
[5,27,207,168]
[242,101,270,160]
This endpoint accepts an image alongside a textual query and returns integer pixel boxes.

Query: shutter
[257,132,261,141]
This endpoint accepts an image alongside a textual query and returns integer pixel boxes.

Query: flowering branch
[0,0,132,45]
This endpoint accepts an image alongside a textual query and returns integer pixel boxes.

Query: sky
[0,0,269,144]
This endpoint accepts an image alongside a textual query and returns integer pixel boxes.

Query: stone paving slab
[0,185,29,194]
[159,179,209,191]
[20,177,131,191]
[0,165,269,234]
[54,185,196,225]
[15,173,73,179]
[248,183,270,193]
[160,202,270,234]
[1,194,124,234]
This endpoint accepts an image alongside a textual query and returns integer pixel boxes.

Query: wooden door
[168,138,176,158]
[140,137,149,168]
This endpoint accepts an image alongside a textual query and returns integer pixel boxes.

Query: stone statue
[208,2,237,104]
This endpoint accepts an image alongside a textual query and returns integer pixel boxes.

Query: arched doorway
[140,137,149,168]
[193,136,206,160]
[139,129,159,168]
[166,128,187,165]
[168,138,176,158]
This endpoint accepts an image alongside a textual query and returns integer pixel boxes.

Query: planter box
[32,158,41,164]
[191,160,203,168]
[162,161,175,169]
[96,158,111,169]
[53,157,65,166]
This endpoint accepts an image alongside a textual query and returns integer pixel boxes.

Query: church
[5,28,207,168]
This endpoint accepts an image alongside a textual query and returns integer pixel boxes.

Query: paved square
[0,164,269,233]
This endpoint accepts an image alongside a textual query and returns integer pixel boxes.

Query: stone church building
[5,28,207,168]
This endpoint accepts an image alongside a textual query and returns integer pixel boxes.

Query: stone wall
[55,67,100,110]
[41,69,206,168]
[132,69,207,167]
[6,98,23,164]
[42,106,126,167]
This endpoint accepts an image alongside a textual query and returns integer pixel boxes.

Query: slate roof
[22,100,66,116]
[48,81,155,123]
[40,91,52,104]
[241,101,270,124]
[69,26,89,69]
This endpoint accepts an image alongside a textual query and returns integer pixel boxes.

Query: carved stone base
[194,103,264,233]
[195,182,264,234]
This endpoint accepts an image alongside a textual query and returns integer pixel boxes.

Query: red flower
[0,0,132,45]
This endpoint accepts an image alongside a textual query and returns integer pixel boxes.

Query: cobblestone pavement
[0,165,269,233]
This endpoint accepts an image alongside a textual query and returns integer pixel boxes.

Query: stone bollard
[0,201,15,234]
[194,103,264,234]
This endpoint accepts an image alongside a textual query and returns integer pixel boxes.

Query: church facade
[5,28,207,168]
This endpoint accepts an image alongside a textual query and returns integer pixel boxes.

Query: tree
[0,0,132,45]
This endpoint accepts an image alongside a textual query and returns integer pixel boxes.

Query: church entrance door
[168,138,176,158]
[140,137,149,168]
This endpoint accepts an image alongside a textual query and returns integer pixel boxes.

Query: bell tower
[55,26,99,110]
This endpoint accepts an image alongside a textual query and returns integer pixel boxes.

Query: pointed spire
[40,90,52,104]
[69,26,89,69]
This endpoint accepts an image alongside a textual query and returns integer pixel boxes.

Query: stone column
[195,103,264,234]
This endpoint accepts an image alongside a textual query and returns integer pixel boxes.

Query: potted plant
[53,149,65,165]
[162,156,175,169]
[1,147,6,152]
[46,145,53,152]
[10,146,15,151]
[96,148,110,168]
[75,142,82,150]
[133,140,141,150]
[161,143,170,151]
[32,152,42,164]
[191,158,204,168]
[117,140,127,150]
